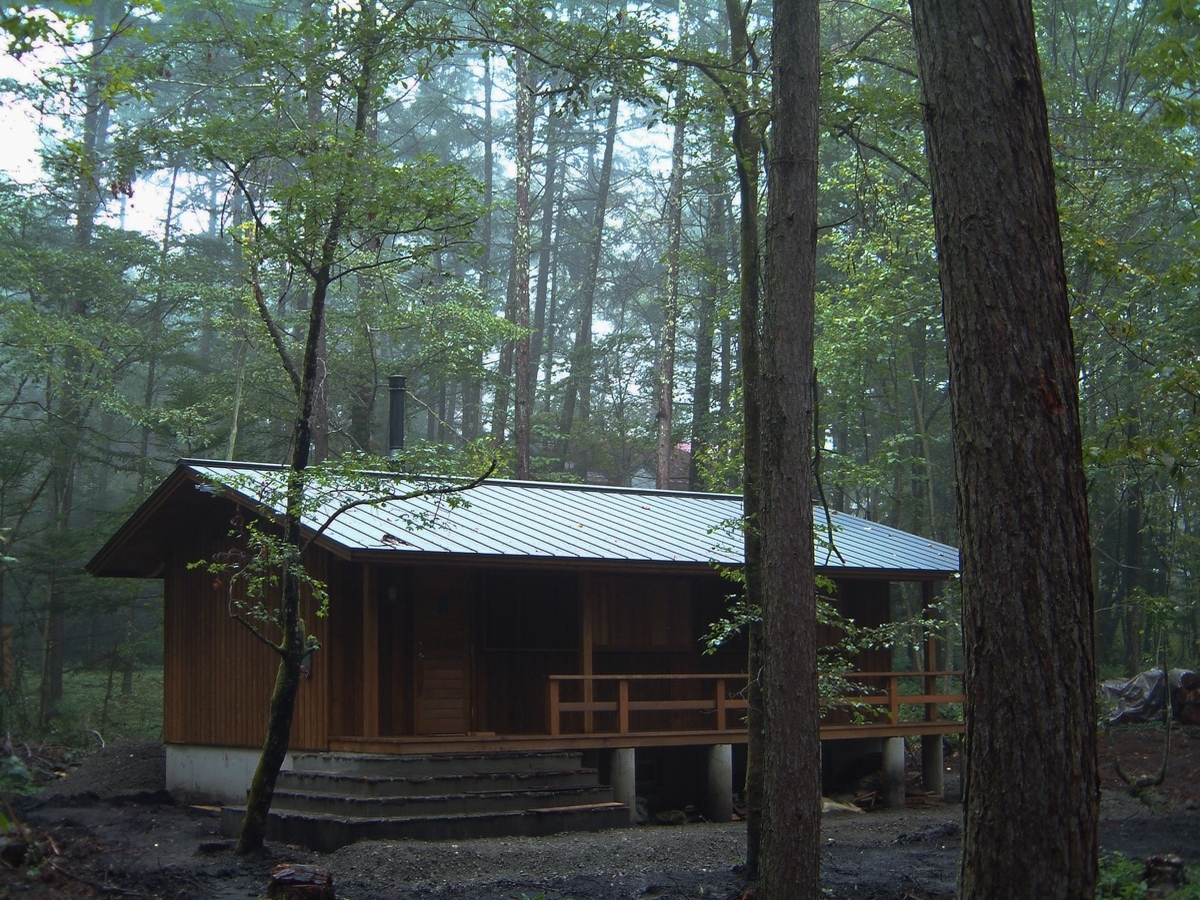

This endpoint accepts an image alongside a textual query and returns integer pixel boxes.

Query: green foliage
[10,668,164,747]
[1099,852,1200,900]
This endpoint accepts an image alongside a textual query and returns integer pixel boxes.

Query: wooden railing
[825,671,964,728]
[546,671,963,737]
[547,674,750,736]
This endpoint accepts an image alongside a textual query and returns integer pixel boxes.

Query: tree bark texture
[909,2,1099,897]
[757,0,821,894]
[656,105,685,490]
[512,52,536,480]
[559,96,619,467]
[688,136,724,490]
[725,0,765,872]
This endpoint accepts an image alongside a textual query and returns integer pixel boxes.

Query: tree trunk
[725,0,765,873]
[757,0,821,893]
[530,112,558,397]
[559,96,620,469]
[1121,396,1143,674]
[656,102,686,490]
[463,56,494,442]
[909,2,1100,896]
[238,2,376,852]
[512,52,536,480]
[689,132,726,491]
[42,0,112,728]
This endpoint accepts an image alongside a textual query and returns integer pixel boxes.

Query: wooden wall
[162,501,331,749]
[164,514,903,747]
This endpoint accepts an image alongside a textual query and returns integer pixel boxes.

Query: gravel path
[329,823,750,900]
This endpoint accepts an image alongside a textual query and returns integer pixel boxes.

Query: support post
[922,734,944,797]
[581,577,594,733]
[547,679,560,736]
[362,565,378,738]
[920,580,943,796]
[610,747,636,824]
[706,743,734,823]
[882,736,906,808]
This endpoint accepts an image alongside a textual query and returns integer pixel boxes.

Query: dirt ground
[0,726,1195,900]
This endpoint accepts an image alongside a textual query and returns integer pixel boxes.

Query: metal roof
[179,461,958,575]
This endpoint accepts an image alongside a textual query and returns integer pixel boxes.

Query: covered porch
[329,560,963,809]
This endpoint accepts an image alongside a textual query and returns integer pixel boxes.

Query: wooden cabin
[88,460,961,812]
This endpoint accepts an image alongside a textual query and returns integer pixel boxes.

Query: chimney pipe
[388,375,406,455]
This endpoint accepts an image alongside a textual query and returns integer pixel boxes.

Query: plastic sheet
[1100,669,1199,724]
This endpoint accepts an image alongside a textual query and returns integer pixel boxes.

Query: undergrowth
[1099,852,1200,899]
[4,667,163,748]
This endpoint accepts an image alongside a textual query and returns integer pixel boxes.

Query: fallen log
[267,864,335,900]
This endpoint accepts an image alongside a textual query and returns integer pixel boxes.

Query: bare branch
[246,270,302,397]
[300,461,498,554]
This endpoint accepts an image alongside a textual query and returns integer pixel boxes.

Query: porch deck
[329,670,963,755]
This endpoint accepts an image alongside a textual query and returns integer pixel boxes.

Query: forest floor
[0,725,1195,900]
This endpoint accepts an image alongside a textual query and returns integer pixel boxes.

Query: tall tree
[723,0,767,871]
[757,0,821,896]
[511,51,536,479]
[656,79,686,490]
[909,1,1099,897]
[559,95,620,471]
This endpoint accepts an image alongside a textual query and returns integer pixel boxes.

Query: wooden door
[413,589,471,734]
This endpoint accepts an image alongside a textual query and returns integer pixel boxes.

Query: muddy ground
[0,725,1196,900]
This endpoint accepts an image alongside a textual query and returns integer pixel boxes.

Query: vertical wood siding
[163,503,330,749]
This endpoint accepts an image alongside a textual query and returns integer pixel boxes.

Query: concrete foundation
[610,748,636,824]
[881,737,906,808]
[705,744,733,823]
[166,744,294,804]
[921,734,944,797]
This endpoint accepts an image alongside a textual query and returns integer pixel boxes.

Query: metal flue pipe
[388,375,406,455]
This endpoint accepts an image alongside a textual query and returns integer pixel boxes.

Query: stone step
[220,802,632,853]
[276,766,600,798]
[290,750,583,777]
[271,784,615,818]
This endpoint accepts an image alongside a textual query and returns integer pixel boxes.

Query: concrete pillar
[706,743,734,823]
[922,734,944,797]
[610,747,636,823]
[882,737,906,808]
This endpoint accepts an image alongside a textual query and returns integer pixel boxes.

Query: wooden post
[923,580,938,723]
[715,678,727,731]
[548,679,560,736]
[889,673,900,724]
[618,678,629,734]
[581,575,594,733]
[921,580,944,797]
[362,565,378,739]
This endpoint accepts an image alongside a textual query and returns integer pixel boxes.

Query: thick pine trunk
[757,0,821,894]
[909,2,1099,897]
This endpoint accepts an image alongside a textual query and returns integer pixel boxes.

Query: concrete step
[270,784,615,818]
[220,802,632,853]
[276,766,600,798]
[290,750,583,777]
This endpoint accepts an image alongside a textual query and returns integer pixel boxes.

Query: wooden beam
[363,564,379,738]
[580,575,594,733]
